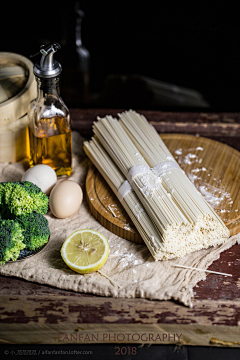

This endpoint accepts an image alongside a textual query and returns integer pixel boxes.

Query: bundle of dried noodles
[84,110,229,260]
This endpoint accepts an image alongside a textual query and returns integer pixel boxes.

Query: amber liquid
[29,116,72,176]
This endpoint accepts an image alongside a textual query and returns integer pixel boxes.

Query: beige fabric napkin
[0,131,239,307]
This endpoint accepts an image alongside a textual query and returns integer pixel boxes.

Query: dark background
[1,1,240,110]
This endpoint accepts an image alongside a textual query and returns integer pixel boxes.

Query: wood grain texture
[70,109,240,145]
[1,295,240,326]
[1,296,240,345]
[86,134,240,242]
[1,322,240,346]
[70,109,240,125]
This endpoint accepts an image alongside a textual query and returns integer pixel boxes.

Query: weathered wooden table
[1,109,240,347]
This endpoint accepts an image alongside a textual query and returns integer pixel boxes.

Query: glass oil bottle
[28,42,72,176]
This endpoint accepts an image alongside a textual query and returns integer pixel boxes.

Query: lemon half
[61,229,109,274]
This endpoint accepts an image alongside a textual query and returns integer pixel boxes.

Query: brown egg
[49,180,83,218]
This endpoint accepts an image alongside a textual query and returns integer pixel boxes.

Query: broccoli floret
[0,182,20,218]
[0,181,49,217]
[15,212,50,251]
[0,219,25,265]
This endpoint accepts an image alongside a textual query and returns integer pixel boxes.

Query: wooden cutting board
[86,134,240,244]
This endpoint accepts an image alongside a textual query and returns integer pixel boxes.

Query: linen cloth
[0,131,238,307]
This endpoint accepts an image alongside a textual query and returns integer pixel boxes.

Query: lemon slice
[61,229,109,274]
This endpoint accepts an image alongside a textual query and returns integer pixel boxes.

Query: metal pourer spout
[32,42,62,78]
[40,43,61,70]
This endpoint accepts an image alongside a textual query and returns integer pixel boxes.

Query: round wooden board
[86,134,240,243]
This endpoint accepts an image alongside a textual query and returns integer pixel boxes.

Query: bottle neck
[36,77,60,99]
[75,18,82,47]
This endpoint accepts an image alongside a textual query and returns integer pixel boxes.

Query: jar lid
[0,65,27,102]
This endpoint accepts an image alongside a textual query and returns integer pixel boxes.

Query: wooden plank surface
[70,109,240,146]
[1,293,240,345]
[1,109,240,346]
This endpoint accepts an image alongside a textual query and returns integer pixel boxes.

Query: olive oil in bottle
[29,116,72,176]
[28,43,72,176]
